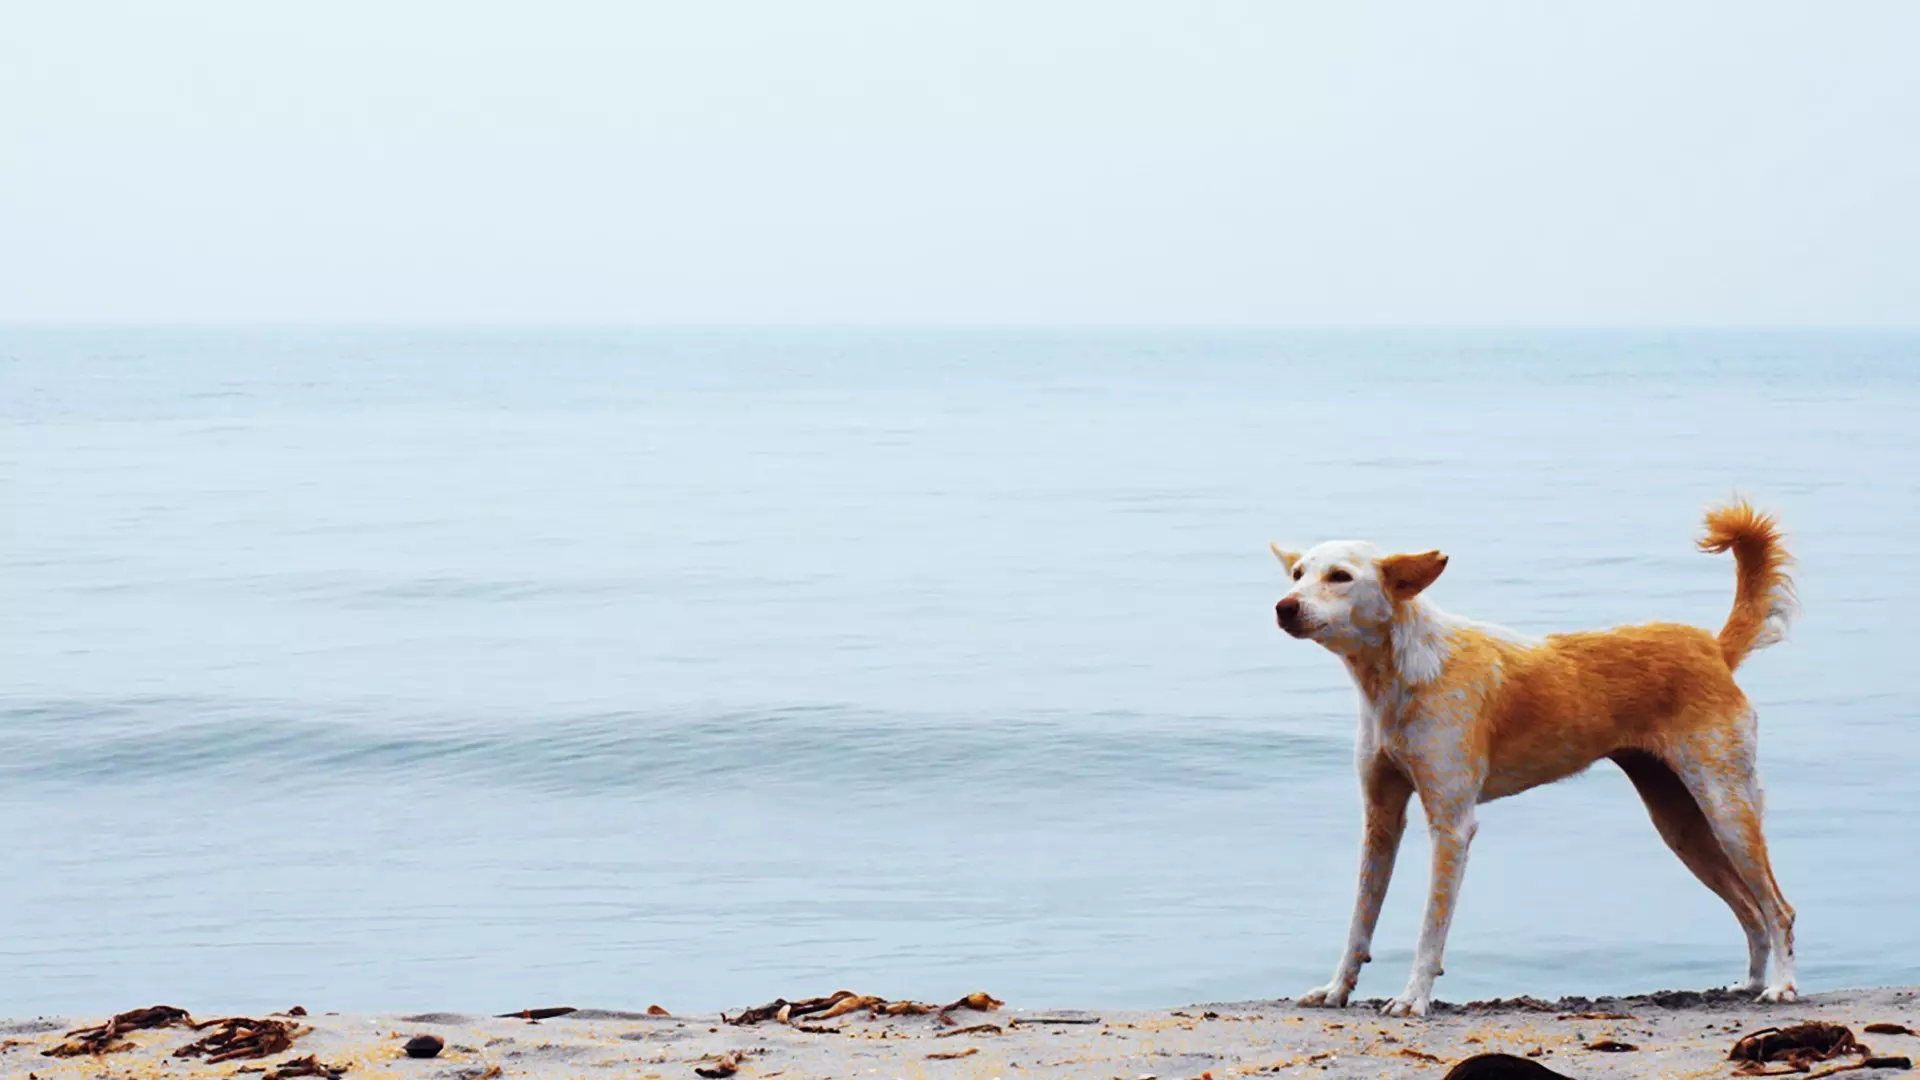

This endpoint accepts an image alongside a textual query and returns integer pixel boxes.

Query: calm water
[3,327,1917,1017]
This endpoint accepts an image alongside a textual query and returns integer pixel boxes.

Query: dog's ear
[1269,544,1301,575]
[1379,550,1448,599]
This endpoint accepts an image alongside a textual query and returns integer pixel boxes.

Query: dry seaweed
[936,1023,1002,1038]
[263,1054,347,1079]
[814,995,886,1020]
[725,990,1001,1026]
[791,1021,843,1034]
[173,1016,305,1063]
[1729,1021,1867,1074]
[725,991,856,1026]
[926,1046,978,1060]
[1792,1058,1915,1080]
[41,1005,192,1057]
[1587,1039,1638,1052]
[941,991,1003,1015]
[1864,1023,1917,1036]
[694,1049,745,1077]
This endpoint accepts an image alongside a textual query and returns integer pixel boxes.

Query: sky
[1,1,1915,326]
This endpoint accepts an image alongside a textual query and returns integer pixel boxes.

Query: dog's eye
[1326,568,1353,584]
[1291,567,1304,581]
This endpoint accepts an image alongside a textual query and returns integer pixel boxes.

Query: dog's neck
[1335,597,1457,706]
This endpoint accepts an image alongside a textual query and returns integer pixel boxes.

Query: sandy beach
[7,987,1916,1080]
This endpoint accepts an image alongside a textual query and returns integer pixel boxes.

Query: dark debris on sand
[42,1005,192,1057]
[724,990,1002,1027]
[496,1007,577,1022]
[174,1016,306,1063]
[1442,1053,1577,1079]
[264,1054,348,1079]
[1396,986,1766,1015]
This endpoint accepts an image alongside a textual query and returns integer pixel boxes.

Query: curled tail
[1697,499,1797,671]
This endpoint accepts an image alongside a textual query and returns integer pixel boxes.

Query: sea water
[2,327,1915,1015]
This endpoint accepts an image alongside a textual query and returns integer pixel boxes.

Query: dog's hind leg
[1657,719,1798,1002]
[1611,749,1769,992]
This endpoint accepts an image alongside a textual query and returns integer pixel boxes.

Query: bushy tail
[1697,499,1797,671]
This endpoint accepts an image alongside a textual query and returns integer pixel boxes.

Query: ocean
[2,327,1916,1017]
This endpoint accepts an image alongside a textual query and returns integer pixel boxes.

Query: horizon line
[5,320,1918,333]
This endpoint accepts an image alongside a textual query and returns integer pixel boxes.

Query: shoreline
[6,987,1917,1079]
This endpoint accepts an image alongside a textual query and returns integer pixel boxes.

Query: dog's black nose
[1275,596,1302,631]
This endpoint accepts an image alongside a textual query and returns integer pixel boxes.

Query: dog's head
[1270,540,1448,651]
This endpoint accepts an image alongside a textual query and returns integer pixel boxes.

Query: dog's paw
[1381,994,1430,1018]
[1295,984,1350,1009]
[1724,979,1766,995]
[1757,984,1798,1004]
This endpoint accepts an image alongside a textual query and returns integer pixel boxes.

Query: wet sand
[6,988,1917,1080]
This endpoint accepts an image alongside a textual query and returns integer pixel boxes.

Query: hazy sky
[3,1,1915,325]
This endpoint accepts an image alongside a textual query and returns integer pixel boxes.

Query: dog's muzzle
[1275,596,1309,637]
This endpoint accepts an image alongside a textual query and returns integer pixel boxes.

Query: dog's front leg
[1382,790,1478,1018]
[1299,761,1413,1007]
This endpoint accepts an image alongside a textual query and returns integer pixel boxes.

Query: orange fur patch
[1379,551,1448,600]
[1697,499,1795,670]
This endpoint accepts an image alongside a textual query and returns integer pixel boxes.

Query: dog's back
[1473,623,1744,797]
[1459,502,1794,795]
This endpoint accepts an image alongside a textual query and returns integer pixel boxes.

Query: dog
[1270,499,1798,1017]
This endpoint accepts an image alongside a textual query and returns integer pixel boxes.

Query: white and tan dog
[1271,500,1798,1017]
